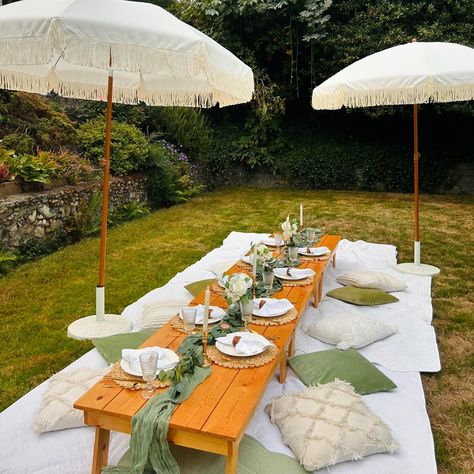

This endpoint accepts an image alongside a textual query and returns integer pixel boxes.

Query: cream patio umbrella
[0,0,254,339]
[312,41,474,276]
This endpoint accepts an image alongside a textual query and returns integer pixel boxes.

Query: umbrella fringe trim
[312,83,474,109]
[0,28,254,107]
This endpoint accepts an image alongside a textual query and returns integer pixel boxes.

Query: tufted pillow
[140,298,188,330]
[336,271,407,292]
[305,312,396,349]
[34,367,109,433]
[265,380,398,472]
[326,287,398,305]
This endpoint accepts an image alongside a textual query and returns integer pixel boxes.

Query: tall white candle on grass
[252,243,258,278]
[203,286,210,332]
[300,203,304,227]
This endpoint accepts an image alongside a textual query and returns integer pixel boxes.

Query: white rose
[281,218,291,232]
[232,279,249,297]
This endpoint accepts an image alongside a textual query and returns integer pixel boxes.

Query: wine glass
[274,232,283,254]
[239,298,254,331]
[306,228,316,245]
[139,351,158,399]
[262,268,274,297]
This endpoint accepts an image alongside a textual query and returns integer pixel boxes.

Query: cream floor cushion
[265,380,398,471]
[140,298,188,330]
[305,312,396,350]
[336,271,407,292]
[34,367,109,433]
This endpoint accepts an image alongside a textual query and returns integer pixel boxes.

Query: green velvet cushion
[326,286,399,305]
[184,278,216,297]
[288,348,397,395]
[92,330,155,364]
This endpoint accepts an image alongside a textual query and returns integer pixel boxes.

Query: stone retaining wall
[0,174,147,250]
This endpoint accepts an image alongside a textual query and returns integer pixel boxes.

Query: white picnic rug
[0,233,438,473]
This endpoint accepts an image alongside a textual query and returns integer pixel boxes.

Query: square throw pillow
[305,312,396,350]
[326,287,399,305]
[140,298,188,330]
[288,348,397,395]
[265,380,398,471]
[184,279,216,297]
[336,271,407,292]
[34,367,109,433]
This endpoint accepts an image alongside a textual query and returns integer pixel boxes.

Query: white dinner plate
[120,350,179,377]
[252,298,291,317]
[298,246,331,257]
[215,340,268,357]
[241,255,253,265]
[273,267,315,281]
[179,305,226,325]
[262,237,279,247]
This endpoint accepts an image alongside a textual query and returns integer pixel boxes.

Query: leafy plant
[109,201,151,226]
[17,231,67,263]
[65,192,102,242]
[0,248,17,275]
[78,118,149,175]
[7,152,56,184]
[1,133,34,155]
[49,150,98,184]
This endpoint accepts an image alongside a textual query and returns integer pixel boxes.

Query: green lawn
[1,188,473,473]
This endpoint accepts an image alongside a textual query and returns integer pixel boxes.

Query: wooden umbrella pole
[98,63,114,288]
[413,102,420,243]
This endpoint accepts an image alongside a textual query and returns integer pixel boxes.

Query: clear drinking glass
[239,299,254,331]
[274,233,283,253]
[262,269,274,296]
[139,351,158,399]
[306,228,316,244]
[288,245,299,264]
[181,307,197,334]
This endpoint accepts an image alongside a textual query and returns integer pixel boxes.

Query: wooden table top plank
[76,235,341,444]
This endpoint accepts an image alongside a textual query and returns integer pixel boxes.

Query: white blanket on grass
[0,233,438,473]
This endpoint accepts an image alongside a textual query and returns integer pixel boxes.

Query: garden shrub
[78,118,149,175]
[65,192,102,242]
[108,201,151,227]
[17,231,67,263]
[146,141,204,208]
[34,116,78,151]
[49,150,98,184]
[1,133,35,155]
[143,107,212,161]
[0,247,17,275]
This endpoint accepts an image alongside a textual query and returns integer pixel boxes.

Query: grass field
[0,188,473,472]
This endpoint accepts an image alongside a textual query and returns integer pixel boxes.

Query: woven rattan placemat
[106,362,171,390]
[251,307,298,326]
[206,344,278,369]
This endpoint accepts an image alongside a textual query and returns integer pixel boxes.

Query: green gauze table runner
[92,331,156,364]
[103,365,211,474]
[116,434,306,474]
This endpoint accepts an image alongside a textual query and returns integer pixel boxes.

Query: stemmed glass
[274,232,283,255]
[288,245,299,265]
[139,351,158,399]
[239,298,254,331]
[306,228,316,246]
[262,268,274,297]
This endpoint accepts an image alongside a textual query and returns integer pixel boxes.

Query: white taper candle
[300,203,304,227]
[203,286,210,332]
[252,243,258,278]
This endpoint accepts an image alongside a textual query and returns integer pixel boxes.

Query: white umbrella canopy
[312,42,474,109]
[0,0,254,107]
[312,41,474,276]
[0,0,254,339]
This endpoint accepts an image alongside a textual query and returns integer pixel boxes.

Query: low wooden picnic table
[75,235,341,474]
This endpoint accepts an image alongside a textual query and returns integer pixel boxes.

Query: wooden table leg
[279,351,287,383]
[288,332,295,358]
[92,427,110,474]
[332,253,336,268]
[312,280,319,307]
[318,277,323,305]
[226,440,240,474]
